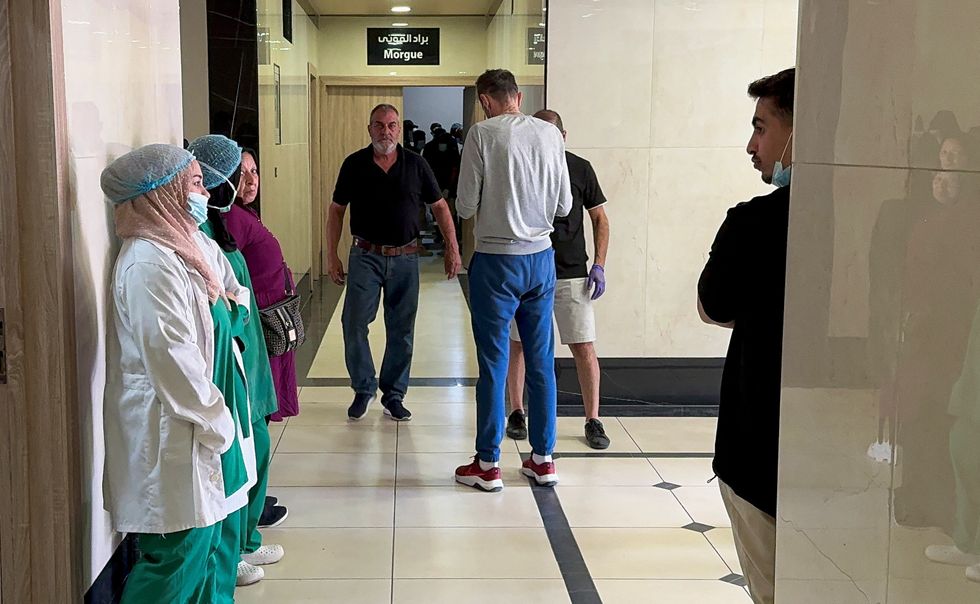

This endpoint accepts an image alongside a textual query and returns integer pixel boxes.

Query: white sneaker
[241,544,285,566]
[236,560,264,586]
[967,564,980,583]
[925,545,980,567]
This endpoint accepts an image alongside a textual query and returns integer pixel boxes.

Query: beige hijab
[113,167,222,302]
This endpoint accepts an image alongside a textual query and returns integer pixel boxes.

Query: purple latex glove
[587,264,606,300]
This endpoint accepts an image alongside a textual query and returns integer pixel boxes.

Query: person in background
[429,122,443,137]
[101,144,236,603]
[454,69,572,492]
[506,109,612,450]
[327,103,461,423]
[450,123,464,151]
[188,135,286,588]
[222,148,296,526]
[697,67,796,604]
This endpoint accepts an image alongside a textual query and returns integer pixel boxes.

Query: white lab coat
[103,237,236,534]
[193,231,258,515]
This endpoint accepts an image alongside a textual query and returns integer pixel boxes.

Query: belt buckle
[381,244,399,257]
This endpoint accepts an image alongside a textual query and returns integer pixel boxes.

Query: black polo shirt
[333,144,442,246]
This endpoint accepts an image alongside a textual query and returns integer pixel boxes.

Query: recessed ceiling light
[391,6,411,13]
[538,22,545,26]
[392,22,408,26]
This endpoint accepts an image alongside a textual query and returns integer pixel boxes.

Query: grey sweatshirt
[456,114,573,255]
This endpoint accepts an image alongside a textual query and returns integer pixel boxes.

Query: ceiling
[308,0,502,17]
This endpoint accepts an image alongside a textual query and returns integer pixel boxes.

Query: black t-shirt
[551,152,607,279]
[332,145,442,246]
[697,185,790,517]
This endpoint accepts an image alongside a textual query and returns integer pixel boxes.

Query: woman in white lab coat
[101,144,245,604]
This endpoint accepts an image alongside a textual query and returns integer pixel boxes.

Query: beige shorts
[510,278,596,345]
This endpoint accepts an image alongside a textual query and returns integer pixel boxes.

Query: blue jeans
[342,246,420,402]
[469,249,557,462]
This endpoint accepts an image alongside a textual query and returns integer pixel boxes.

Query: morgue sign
[367,28,440,65]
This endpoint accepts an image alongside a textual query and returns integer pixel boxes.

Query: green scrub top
[201,222,279,422]
[210,296,250,498]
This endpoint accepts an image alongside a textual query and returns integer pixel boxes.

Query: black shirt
[422,133,461,195]
[697,185,790,517]
[333,144,442,246]
[551,152,607,279]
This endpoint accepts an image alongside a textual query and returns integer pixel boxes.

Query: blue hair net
[187,135,243,190]
[100,144,194,204]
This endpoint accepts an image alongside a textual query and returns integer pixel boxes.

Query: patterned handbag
[259,266,306,356]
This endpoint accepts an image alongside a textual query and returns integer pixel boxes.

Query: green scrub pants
[121,524,221,604]
[216,508,243,603]
[243,416,272,553]
[951,417,980,554]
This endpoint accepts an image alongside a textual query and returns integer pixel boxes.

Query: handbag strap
[283,263,295,296]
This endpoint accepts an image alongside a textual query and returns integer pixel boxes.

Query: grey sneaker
[506,410,528,440]
[347,393,375,420]
[585,419,610,450]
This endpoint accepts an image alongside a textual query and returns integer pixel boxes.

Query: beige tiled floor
[246,397,747,602]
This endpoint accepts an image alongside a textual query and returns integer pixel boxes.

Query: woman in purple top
[224,149,300,420]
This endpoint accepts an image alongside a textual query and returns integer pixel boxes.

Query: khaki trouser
[719,480,776,604]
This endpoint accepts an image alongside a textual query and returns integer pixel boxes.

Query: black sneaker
[347,393,375,421]
[265,495,278,508]
[506,410,528,440]
[258,505,288,528]
[585,419,610,450]
[382,398,413,421]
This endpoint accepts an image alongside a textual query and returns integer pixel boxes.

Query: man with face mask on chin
[328,104,461,423]
[697,67,794,604]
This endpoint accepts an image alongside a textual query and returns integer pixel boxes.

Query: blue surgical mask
[187,192,209,225]
[772,133,793,188]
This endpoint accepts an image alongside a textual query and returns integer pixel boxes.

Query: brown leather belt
[352,237,420,257]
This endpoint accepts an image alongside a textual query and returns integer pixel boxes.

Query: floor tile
[556,486,692,528]
[276,424,398,454]
[236,579,391,604]
[553,457,663,486]
[392,579,570,603]
[269,422,286,453]
[395,452,529,488]
[595,579,751,603]
[269,453,396,487]
[270,487,394,528]
[393,403,476,426]
[705,528,743,574]
[650,457,716,486]
[396,424,477,453]
[393,528,561,578]
[514,417,641,454]
[618,417,717,453]
[574,528,731,579]
[395,486,542,528]
[673,486,731,528]
[259,528,393,579]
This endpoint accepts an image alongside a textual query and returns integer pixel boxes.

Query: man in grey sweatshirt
[454,69,573,492]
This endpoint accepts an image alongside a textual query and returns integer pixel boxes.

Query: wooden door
[308,68,322,282]
[319,85,403,272]
[460,86,485,267]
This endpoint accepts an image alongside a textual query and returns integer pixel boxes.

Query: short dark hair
[533,109,564,133]
[476,69,519,102]
[369,103,399,122]
[748,68,795,125]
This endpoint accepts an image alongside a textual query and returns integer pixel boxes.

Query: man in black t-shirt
[327,104,461,423]
[698,68,795,604]
[505,110,612,450]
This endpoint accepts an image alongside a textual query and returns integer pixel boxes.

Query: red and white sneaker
[522,457,559,487]
[454,458,504,492]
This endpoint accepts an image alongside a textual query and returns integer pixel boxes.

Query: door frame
[0,0,83,602]
[308,62,322,281]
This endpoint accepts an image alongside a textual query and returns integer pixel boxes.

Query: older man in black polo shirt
[327,103,461,422]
